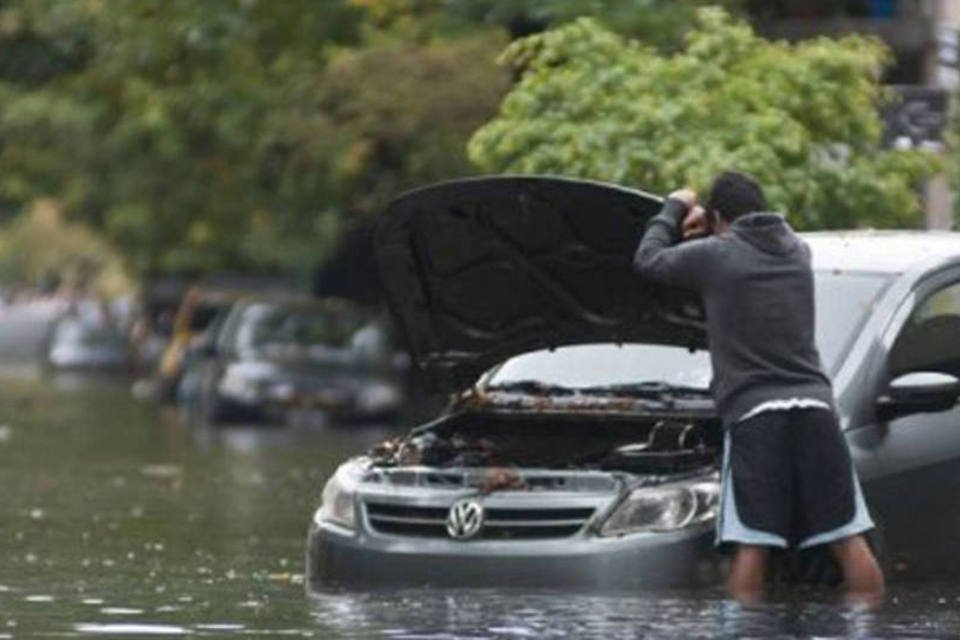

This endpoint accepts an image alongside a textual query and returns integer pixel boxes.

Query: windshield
[233,303,361,353]
[54,319,127,349]
[487,271,891,390]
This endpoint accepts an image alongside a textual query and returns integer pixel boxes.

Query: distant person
[633,171,884,602]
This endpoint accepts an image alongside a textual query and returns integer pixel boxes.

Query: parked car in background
[195,296,404,425]
[308,177,960,589]
[155,287,248,400]
[45,316,132,372]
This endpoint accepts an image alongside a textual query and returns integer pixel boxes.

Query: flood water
[3,304,960,638]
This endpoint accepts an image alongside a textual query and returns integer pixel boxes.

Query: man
[633,171,884,602]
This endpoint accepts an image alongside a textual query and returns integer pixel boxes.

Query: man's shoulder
[685,234,732,255]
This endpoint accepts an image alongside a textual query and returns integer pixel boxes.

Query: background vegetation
[469,10,939,230]
[0,0,942,293]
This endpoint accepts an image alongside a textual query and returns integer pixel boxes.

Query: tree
[350,0,744,49]
[314,32,510,217]
[0,0,365,276]
[0,1,509,281]
[447,0,743,46]
[468,10,939,229]
[0,199,130,295]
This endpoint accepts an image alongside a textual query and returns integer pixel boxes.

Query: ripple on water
[99,607,144,615]
[23,594,54,603]
[74,623,189,636]
[194,624,245,631]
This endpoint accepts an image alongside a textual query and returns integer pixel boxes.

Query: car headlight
[598,476,719,537]
[314,459,366,530]
[356,383,401,413]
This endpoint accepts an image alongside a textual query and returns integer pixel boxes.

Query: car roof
[802,230,960,275]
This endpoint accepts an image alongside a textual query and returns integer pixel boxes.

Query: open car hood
[374,176,706,392]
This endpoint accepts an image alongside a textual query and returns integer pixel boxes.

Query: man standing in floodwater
[632,171,885,602]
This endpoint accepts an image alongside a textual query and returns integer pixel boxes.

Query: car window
[488,272,891,389]
[228,302,362,354]
[890,280,960,378]
[54,320,85,344]
[814,271,891,372]
[489,343,712,389]
[55,319,126,349]
[214,303,244,354]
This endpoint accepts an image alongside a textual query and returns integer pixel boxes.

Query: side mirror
[877,371,960,420]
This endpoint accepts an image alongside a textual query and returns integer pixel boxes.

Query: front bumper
[306,520,721,590]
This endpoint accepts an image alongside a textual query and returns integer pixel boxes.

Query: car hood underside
[374,176,707,391]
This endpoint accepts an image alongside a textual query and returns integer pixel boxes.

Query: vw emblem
[446,499,484,540]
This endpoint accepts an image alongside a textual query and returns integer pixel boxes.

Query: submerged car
[307,176,960,589]
[45,316,132,371]
[196,297,404,424]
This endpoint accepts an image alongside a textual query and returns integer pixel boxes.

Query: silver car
[307,177,960,589]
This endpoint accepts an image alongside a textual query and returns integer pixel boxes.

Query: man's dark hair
[705,171,767,222]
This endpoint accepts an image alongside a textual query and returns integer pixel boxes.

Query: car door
[863,270,960,577]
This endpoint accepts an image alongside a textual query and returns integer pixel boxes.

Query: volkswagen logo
[446,499,484,540]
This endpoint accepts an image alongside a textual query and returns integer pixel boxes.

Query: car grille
[364,501,595,540]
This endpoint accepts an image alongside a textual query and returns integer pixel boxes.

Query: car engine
[369,412,720,476]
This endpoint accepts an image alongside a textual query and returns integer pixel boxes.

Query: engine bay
[369,410,722,476]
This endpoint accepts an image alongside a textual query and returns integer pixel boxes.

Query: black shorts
[716,408,874,549]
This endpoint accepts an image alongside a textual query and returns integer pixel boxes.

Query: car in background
[155,287,248,400]
[45,316,132,371]
[195,297,404,424]
[307,176,960,589]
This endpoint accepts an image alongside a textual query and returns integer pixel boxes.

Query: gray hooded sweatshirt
[633,199,834,426]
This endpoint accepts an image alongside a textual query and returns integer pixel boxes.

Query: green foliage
[315,32,510,216]
[469,10,940,229]
[447,0,744,47]
[0,1,939,286]
[0,0,366,276]
[352,0,744,49]
[0,0,510,279]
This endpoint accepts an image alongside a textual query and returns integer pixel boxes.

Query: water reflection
[306,587,960,639]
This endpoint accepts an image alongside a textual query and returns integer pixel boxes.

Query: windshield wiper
[484,380,576,396]
[577,381,711,398]
[485,380,710,400]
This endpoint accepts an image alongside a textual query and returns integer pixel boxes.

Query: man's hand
[668,188,697,209]
[682,205,712,239]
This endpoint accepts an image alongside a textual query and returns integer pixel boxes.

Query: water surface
[0,305,959,637]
